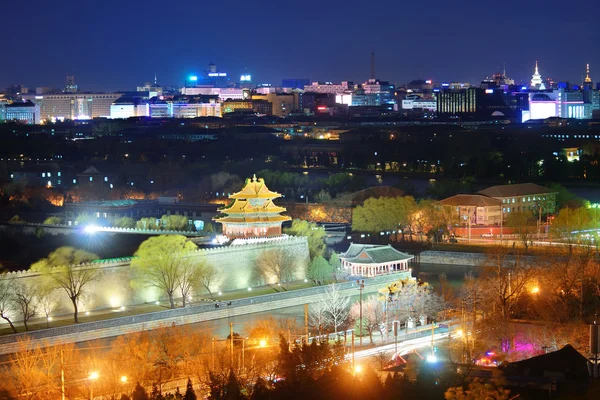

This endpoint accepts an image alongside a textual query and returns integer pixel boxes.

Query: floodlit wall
[0,236,310,320]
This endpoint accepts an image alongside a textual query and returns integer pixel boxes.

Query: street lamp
[120,375,128,383]
[88,371,99,400]
[358,280,365,346]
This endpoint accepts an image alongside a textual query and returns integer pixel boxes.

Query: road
[349,332,450,362]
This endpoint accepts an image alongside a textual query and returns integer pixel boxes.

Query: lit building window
[104,177,108,182]
[96,212,100,218]
[73,179,77,184]
[42,173,46,177]
[90,177,93,182]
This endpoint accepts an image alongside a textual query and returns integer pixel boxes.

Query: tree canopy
[131,235,198,308]
[283,219,326,260]
[31,247,99,323]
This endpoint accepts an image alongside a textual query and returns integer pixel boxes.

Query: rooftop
[478,183,555,198]
[437,194,502,208]
[340,244,413,264]
[229,175,283,200]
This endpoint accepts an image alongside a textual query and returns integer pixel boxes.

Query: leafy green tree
[552,206,593,247]
[75,213,95,226]
[8,215,23,223]
[284,219,326,260]
[136,217,160,230]
[505,210,536,249]
[43,216,61,225]
[546,183,586,209]
[329,253,341,282]
[31,247,99,323]
[307,256,332,285]
[131,235,198,308]
[113,216,136,228]
[183,378,197,400]
[313,189,332,203]
[352,196,416,238]
[161,215,189,231]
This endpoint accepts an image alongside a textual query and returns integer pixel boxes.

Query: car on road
[481,232,494,238]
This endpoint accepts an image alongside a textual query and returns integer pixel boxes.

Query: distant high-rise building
[584,64,592,86]
[23,92,122,121]
[251,92,299,117]
[524,89,592,121]
[303,81,354,94]
[1,100,41,124]
[181,87,245,101]
[281,79,310,89]
[530,61,544,89]
[65,76,78,93]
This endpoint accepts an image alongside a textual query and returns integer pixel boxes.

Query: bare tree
[254,248,297,287]
[177,259,203,307]
[31,247,99,322]
[309,300,328,337]
[35,284,60,328]
[350,296,386,344]
[478,248,538,319]
[389,279,443,326]
[0,278,17,333]
[199,263,219,299]
[321,284,350,334]
[13,282,37,331]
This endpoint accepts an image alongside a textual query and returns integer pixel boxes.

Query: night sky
[2,0,599,91]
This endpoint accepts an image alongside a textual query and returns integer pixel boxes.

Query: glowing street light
[84,225,99,234]
[259,339,267,348]
[531,286,540,294]
[426,354,438,363]
[120,375,128,383]
[354,364,362,375]
[88,371,99,380]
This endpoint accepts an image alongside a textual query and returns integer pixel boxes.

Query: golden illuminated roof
[221,199,287,214]
[229,175,282,199]
[214,215,291,224]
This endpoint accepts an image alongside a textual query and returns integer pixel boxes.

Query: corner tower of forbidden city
[214,174,291,238]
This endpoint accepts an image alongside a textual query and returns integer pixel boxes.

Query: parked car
[448,237,458,243]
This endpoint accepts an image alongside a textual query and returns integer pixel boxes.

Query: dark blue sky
[2,0,599,91]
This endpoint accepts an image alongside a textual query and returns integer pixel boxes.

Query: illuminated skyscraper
[530,61,543,89]
[584,63,592,85]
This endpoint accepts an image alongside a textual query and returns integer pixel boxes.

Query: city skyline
[2,0,599,91]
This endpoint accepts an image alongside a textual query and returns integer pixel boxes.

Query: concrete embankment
[419,250,537,266]
[0,271,410,355]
